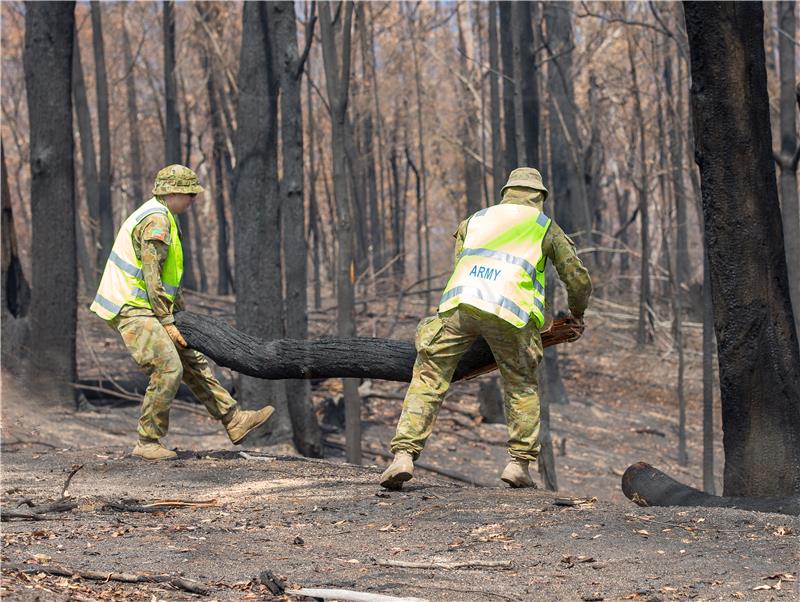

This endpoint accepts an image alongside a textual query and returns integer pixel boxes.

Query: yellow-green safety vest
[438,204,551,328]
[90,198,183,321]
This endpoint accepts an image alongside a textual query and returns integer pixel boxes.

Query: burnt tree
[24,0,77,402]
[233,1,291,442]
[684,1,800,498]
[271,0,322,458]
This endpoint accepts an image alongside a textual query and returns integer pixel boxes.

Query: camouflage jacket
[452,188,592,318]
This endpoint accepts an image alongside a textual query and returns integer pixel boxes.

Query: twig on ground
[61,464,83,498]
[3,563,210,595]
[376,559,513,570]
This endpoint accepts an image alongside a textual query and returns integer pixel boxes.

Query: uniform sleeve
[543,222,592,318]
[134,214,176,325]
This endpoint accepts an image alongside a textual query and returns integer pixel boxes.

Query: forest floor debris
[2,297,798,599]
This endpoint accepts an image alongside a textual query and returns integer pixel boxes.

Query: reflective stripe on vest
[438,204,550,328]
[90,198,183,320]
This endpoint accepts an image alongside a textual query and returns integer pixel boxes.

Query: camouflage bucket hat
[152,164,204,196]
[500,167,549,200]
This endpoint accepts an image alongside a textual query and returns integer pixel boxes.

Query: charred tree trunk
[519,2,538,167]
[498,1,517,176]
[488,2,503,200]
[71,23,101,279]
[685,1,800,498]
[272,0,322,458]
[319,0,361,464]
[121,7,143,207]
[627,31,653,347]
[307,68,322,310]
[233,1,291,443]
[163,0,197,291]
[775,1,799,343]
[1,142,31,373]
[24,0,77,403]
[90,2,113,260]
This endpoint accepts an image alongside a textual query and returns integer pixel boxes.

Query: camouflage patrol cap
[152,164,204,196]
[500,167,549,200]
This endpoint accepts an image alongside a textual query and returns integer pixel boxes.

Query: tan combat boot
[223,404,275,445]
[500,459,537,488]
[379,450,414,490]
[132,439,177,461]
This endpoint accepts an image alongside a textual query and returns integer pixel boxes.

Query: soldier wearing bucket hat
[90,165,275,460]
[380,167,592,490]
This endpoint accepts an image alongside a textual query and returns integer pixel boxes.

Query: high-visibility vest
[438,204,551,328]
[90,198,183,321]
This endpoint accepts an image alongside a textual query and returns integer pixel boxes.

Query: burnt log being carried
[173,311,582,383]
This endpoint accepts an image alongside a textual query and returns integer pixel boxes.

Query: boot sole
[380,470,413,491]
[132,452,177,461]
[229,407,276,445]
[501,476,536,488]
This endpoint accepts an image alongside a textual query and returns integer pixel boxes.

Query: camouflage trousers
[110,314,237,441]
[391,304,543,462]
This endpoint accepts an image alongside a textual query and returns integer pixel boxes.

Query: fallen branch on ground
[375,559,513,570]
[284,588,425,602]
[622,462,800,516]
[103,498,218,513]
[3,563,209,595]
[174,311,581,382]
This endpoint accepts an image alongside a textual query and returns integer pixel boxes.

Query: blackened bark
[163,0,197,291]
[545,4,591,244]
[204,51,232,295]
[1,142,30,373]
[307,68,322,309]
[121,8,143,206]
[498,2,517,176]
[488,2,503,199]
[622,463,799,516]
[627,31,653,346]
[776,1,799,343]
[234,1,291,442]
[685,1,800,497]
[320,0,360,464]
[518,2,538,167]
[90,2,113,262]
[271,0,323,458]
[24,0,77,402]
[665,55,691,291]
[702,250,715,494]
[174,311,572,383]
[71,24,101,277]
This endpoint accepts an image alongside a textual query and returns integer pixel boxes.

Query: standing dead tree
[24,0,77,403]
[319,0,361,464]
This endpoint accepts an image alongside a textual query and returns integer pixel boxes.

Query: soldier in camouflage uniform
[91,165,274,460]
[381,167,592,489]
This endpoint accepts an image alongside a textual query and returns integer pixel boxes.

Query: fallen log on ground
[622,462,800,516]
[3,563,209,595]
[174,311,581,382]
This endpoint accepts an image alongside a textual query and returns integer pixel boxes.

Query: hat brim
[500,180,549,199]
[152,184,205,196]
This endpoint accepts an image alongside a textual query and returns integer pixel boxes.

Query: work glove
[164,323,187,348]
